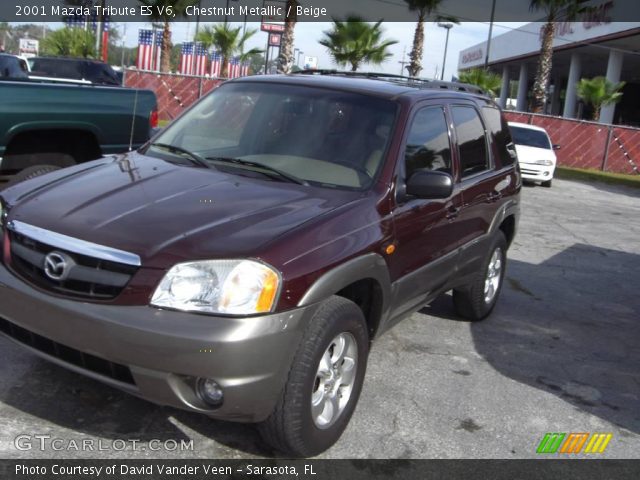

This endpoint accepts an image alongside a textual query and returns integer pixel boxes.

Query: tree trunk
[531,21,555,113]
[277,0,298,74]
[407,11,425,77]
[161,21,172,73]
[222,55,229,78]
[593,105,601,122]
[351,62,358,72]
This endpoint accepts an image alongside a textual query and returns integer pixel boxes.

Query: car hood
[515,144,557,164]
[3,153,361,268]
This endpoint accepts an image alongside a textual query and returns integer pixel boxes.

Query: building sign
[268,33,281,47]
[303,56,318,70]
[461,48,483,65]
[18,38,39,57]
[261,0,285,33]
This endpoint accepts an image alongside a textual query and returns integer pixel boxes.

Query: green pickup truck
[0,77,157,186]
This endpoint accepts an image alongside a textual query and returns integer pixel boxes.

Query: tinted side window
[451,106,489,177]
[404,107,452,179]
[84,62,120,85]
[483,106,515,166]
[32,59,82,79]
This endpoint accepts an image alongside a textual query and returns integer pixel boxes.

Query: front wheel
[258,296,369,457]
[541,179,552,188]
[453,231,507,321]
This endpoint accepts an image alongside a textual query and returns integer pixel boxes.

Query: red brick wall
[504,112,640,175]
[124,70,224,122]
[122,72,640,176]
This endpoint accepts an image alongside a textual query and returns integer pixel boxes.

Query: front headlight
[151,259,281,315]
[533,159,554,166]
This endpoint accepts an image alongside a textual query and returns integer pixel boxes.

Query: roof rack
[291,69,488,96]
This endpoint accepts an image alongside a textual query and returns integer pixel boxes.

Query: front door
[388,103,464,318]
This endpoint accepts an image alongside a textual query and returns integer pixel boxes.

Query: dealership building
[458,12,640,126]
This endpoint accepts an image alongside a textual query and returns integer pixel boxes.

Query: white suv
[508,122,559,188]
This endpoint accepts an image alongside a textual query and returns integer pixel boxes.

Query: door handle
[446,206,460,220]
[487,192,502,203]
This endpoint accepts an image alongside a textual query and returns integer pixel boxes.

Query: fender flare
[297,253,392,323]
[488,198,520,236]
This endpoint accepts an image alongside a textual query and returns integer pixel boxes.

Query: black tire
[3,165,61,190]
[453,231,507,322]
[541,179,552,188]
[258,296,369,457]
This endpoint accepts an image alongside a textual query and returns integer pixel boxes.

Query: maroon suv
[0,73,520,457]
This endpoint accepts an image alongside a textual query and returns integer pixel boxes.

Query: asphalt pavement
[1,178,639,459]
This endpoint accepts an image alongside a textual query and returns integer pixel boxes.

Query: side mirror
[406,170,453,199]
[553,144,561,150]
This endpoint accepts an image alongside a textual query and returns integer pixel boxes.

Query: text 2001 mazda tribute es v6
[0,73,520,457]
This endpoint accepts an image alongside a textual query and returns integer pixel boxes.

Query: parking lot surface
[1,178,639,459]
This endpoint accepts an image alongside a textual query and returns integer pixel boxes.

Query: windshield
[148,82,398,189]
[510,125,552,150]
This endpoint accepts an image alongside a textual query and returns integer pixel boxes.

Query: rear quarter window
[451,106,490,178]
[483,106,516,167]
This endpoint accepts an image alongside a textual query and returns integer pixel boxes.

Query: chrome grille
[7,225,139,300]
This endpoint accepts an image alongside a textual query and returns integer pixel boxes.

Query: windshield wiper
[149,143,213,170]
[206,157,309,186]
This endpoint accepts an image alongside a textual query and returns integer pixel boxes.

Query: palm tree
[41,27,96,58]
[576,76,625,121]
[277,0,299,74]
[137,0,197,73]
[196,24,262,78]
[319,17,397,72]
[458,68,502,96]
[529,0,589,112]
[404,0,458,77]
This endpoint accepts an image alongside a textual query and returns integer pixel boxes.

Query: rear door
[449,102,507,279]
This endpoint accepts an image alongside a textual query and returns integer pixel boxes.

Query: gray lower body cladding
[0,263,318,423]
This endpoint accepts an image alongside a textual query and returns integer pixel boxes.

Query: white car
[508,122,559,187]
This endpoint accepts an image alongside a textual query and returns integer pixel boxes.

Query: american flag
[179,42,194,75]
[193,43,208,76]
[137,29,162,71]
[241,61,250,77]
[65,13,110,32]
[64,14,87,29]
[210,52,222,77]
[230,57,241,79]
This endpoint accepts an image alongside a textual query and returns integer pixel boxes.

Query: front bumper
[0,263,319,422]
[519,163,556,182]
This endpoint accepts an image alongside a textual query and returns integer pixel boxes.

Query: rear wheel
[453,231,507,321]
[258,296,368,457]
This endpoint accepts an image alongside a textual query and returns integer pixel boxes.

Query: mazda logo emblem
[43,252,73,281]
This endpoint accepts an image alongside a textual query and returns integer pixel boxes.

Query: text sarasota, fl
[16,463,317,476]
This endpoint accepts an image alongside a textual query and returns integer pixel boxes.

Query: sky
[10,21,528,79]
[116,21,528,80]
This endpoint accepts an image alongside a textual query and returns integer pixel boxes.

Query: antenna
[398,46,408,75]
[128,88,139,152]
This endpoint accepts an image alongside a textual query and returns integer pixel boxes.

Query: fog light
[544,171,550,176]
[197,378,224,407]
